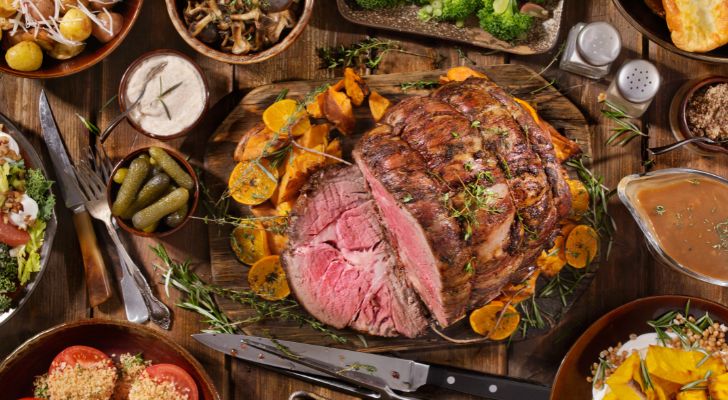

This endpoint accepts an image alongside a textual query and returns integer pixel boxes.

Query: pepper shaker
[559,21,622,79]
[605,59,661,117]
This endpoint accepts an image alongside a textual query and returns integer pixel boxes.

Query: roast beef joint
[282,77,572,338]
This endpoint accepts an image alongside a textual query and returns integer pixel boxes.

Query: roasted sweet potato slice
[368,90,391,122]
[344,67,370,106]
[567,179,590,219]
[299,123,330,149]
[228,160,280,206]
[234,123,287,162]
[541,120,582,162]
[248,255,290,301]
[324,138,342,165]
[231,222,270,265]
[537,236,567,277]
[496,271,540,304]
[322,88,355,135]
[276,145,327,204]
[440,66,487,83]
[306,92,325,119]
[469,301,520,340]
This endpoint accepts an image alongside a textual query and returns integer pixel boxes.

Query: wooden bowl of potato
[0,0,144,78]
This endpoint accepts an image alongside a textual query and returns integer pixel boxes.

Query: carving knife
[39,90,113,307]
[193,333,551,399]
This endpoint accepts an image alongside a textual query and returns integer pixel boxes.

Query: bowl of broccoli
[337,0,563,54]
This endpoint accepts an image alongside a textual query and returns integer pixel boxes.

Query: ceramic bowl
[550,295,728,399]
[0,319,220,399]
[118,49,210,141]
[0,0,144,78]
[107,146,199,238]
[671,76,728,155]
[0,113,57,328]
[164,0,314,65]
[613,0,728,64]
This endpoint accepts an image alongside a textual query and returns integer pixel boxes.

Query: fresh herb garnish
[400,80,440,92]
[338,362,377,375]
[153,244,346,343]
[318,38,436,70]
[655,205,666,216]
[442,171,502,241]
[157,78,183,120]
[601,100,648,146]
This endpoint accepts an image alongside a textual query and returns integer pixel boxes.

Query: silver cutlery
[99,61,168,143]
[194,334,551,400]
[75,146,172,330]
[40,91,113,308]
[648,136,728,155]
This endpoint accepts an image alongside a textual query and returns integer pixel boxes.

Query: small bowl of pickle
[108,146,199,237]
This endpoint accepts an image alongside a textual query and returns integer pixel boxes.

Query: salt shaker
[605,59,661,117]
[559,21,622,79]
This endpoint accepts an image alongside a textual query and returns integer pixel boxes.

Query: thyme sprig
[317,38,436,70]
[152,244,347,343]
[601,100,648,146]
[441,171,502,241]
[399,80,440,92]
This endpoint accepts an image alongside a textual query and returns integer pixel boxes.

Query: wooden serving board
[204,65,592,352]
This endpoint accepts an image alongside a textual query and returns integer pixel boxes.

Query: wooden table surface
[1,1,727,399]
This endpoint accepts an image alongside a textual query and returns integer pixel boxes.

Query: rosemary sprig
[152,244,347,343]
[565,156,616,257]
[399,80,440,92]
[338,362,377,375]
[456,47,476,65]
[680,370,712,391]
[76,113,100,135]
[157,77,183,120]
[317,38,435,70]
[601,100,648,146]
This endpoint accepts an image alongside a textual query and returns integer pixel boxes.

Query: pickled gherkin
[164,203,189,228]
[119,173,171,219]
[112,156,150,217]
[149,147,193,190]
[132,188,189,230]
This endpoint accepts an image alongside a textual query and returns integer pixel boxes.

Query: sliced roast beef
[283,165,427,338]
[354,125,472,327]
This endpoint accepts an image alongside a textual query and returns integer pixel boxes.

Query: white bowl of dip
[119,49,209,140]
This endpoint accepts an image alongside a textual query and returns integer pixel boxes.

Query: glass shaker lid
[576,22,621,67]
[616,59,661,103]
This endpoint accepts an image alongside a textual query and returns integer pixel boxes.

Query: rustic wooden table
[1,1,727,399]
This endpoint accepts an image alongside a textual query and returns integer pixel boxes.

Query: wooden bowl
[550,295,728,399]
[0,0,144,79]
[107,146,199,238]
[613,0,728,64]
[676,76,728,155]
[164,0,314,65]
[0,319,220,399]
[118,49,210,141]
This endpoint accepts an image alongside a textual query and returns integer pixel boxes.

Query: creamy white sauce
[9,194,38,230]
[124,54,206,137]
[592,333,668,400]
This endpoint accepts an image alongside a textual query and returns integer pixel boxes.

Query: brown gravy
[635,176,728,280]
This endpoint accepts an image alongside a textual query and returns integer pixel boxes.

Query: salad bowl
[0,113,57,329]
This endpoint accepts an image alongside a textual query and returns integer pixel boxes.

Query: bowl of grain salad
[0,319,220,400]
[671,76,728,156]
[550,296,728,400]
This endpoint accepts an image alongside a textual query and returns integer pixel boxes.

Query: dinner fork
[74,146,172,330]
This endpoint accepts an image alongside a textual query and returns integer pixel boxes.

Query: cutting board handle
[72,211,113,307]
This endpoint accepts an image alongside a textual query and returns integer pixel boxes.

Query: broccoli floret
[0,294,11,313]
[478,0,533,42]
[354,0,402,9]
[418,0,479,22]
[25,169,55,222]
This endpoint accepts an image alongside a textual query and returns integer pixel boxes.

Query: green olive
[148,147,193,190]
[164,203,189,228]
[111,156,150,217]
[132,188,189,230]
[113,168,128,184]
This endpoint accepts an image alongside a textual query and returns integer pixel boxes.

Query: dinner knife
[39,91,113,307]
[193,333,551,399]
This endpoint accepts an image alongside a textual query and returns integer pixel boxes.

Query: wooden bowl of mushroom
[165,0,314,65]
